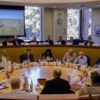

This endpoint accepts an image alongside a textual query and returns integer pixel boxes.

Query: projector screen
[0,7,24,37]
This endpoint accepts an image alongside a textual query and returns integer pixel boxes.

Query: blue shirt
[96,58,100,65]
[74,56,88,65]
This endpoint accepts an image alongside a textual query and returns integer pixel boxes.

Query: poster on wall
[95,25,100,36]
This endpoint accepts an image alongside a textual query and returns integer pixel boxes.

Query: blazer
[41,77,74,94]
[66,40,76,45]
[95,58,100,65]
[2,41,12,46]
[20,54,34,63]
[85,41,94,46]
[57,40,66,45]
[29,41,39,45]
[45,40,53,45]
[12,39,23,45]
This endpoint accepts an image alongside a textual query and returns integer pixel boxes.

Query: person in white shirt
[62,49,76,63]
[85,37,94,46]
[0,50,10,68]
[74,51,88,65]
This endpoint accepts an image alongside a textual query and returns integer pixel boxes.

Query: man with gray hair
[9,77,24,93]
[62,49,76,63]
[41,68,74,94]
[74,51,87,65]
[0,50,10,69]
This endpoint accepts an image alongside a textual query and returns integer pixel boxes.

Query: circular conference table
[0,63,92,94]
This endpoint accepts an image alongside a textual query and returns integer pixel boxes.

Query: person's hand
[94,64,98,67]
[78,56,81,59]
[28,59,30,62]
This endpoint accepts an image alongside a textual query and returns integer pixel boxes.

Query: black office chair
[85,55,90,66]
[20,54,25,63]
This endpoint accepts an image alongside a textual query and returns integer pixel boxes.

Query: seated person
[12,35,22,45]
[20,49,34,63]
[79,71,100,95]
[9,77,24,93]
[30,37,38,44]
[67,36,75,45]
[0,50,10,68]
[78,37,86,45]
[85,37,94,46]
[95,58,100,66]
[57,36,66,45]
[74,51,88,65]
[42,49,54,62]
[45,35,53,45]
[80,37,84,43]
[62,49,76,63]
[41,68,74,94]
[91,71,100,86]
[2,38,12,46]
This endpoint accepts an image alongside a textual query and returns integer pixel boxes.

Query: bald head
[10,78,20,89]
[79,51,84,58]
[2,50,7,56]
[53,69,61,78]
[14,35,18,41]
[68,49,73,55]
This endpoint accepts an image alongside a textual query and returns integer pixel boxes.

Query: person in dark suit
[85,37,94,46]
[29,37,39,44]
[67,36,76,45]
[91,71,100,86]
[45,35,53,45]
[2,38,12,46]
[95,58,100,66]
[12,35,22,45]
[57,36,66,45]
[20,49,34,63]
[41,69,74,94]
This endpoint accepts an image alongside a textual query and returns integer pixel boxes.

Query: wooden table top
[0,64,91,94]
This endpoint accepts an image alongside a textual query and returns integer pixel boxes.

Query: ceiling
[0,0,100,8]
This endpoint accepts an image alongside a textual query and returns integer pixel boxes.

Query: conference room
[0,0,100,100]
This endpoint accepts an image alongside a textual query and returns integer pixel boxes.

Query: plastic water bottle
[56,58,59,66]
[30,80,33,92]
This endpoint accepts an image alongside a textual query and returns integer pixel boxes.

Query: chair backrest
[0,93,37,100]
[20,54,25,63]
[39,94,79,100]
[85,55,90,66]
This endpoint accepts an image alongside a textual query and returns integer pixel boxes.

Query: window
[88,9,92,36]
[25,6,41,41]
[67,9,80,40]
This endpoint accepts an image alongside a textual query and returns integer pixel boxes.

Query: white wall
[53,8,67,42]
[92,8,100,45]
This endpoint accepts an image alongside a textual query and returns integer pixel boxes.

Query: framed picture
[95,25,100,37]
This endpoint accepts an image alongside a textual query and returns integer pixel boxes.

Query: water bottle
[30,80,33,92]
[56,58,59,66]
